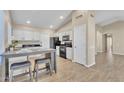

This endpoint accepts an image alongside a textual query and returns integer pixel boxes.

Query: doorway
[104,34,113,53]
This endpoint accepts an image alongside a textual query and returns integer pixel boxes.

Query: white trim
[112,52,124,55]
[97,51,104,53]
[84,62,95,68]
[72,60,95,68]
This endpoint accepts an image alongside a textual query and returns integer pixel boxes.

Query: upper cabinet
[68,30,72,40]
[24,31,33,40]
[33,31,40,40]
[54,30,72,41]
[13,29,41,41]
[39,32,50,48]
[13,29,25,40]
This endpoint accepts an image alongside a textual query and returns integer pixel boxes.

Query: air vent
[90,13,94,17]
[76,14,83,19]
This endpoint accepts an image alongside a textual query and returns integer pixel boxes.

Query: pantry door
[73,24,86,65]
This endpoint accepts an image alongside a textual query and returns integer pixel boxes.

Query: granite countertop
[1,47,56,57]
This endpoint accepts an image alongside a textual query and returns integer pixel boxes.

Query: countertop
[1,48,56,58]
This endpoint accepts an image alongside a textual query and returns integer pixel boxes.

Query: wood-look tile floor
[14,52,124,82]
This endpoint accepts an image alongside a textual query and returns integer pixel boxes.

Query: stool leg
[48,61,52,76]
[29,66,32,81]
[45,63,49,71]
[33,64,36,78]
[10,69,14,82]
[36,64,39,81]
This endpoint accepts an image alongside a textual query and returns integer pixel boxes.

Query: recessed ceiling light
[26,20,31,24]
[50,25,53,28]
[59,16,64,19]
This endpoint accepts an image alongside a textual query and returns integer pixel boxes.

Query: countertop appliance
[50,37,61,49]
[60,45,66,59]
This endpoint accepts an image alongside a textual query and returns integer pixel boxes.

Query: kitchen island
[0,48,56,81]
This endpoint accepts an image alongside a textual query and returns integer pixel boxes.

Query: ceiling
[11,10,72,30]
[95,10,124,26]
[11,10,124,30]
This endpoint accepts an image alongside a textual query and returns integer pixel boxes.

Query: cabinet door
[58,33,62,41]
[24,31,31,40]
[33,32,40,40]
[73,24,86,65]
[66,47,72,60]
[69,31,72,40]
[14,30,25,40]
[65,31,69,35]
[40,33,50,48]
[56,46,60,56]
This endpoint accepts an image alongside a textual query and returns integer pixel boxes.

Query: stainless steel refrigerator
[50,37,60,49]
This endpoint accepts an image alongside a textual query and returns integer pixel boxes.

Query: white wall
[96,31,103,52]
[103,21,124,55]
[0,11,5,63]
[56,21,72,32]
[0,11,5,81]
[96,25,106,53]
[72,10,95,67]
[87,11,96,66]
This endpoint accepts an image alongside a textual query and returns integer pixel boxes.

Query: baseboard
[112,53,124,55]
[97,51,104,53]
[72,60,95,68]
[84,62,95,68]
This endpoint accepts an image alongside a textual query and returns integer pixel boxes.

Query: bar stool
[34,57,52,81]
[10,61,32,82]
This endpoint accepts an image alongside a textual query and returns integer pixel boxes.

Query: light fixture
[50,25,53,28]
[26,20,31,24]
[59,16,64,19]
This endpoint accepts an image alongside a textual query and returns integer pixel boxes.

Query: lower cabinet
[66,47,72,60]
[56,46,72,60]
[56,46,60,56]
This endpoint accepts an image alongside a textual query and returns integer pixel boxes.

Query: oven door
[60,46,66,59]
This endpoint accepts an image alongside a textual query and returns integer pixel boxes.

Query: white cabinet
[13,29,41,40]
[40,33,50,48]
[69,31,72,40]
[54,30,72,41]
[32,32,40,40]
[14,30,25,40]
[58,33,62,41]
[66,47,72,60]
[56,46,60,56]
[24,31,33,40]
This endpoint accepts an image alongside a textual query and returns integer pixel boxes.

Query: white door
[73,24,86,65]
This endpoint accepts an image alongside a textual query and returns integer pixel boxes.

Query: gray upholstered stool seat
[10,61,32,82]
[11,61,31,70]
[35,58,50,64]
[34,58,52,81]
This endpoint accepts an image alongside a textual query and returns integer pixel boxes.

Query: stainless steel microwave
[62,35,70,41]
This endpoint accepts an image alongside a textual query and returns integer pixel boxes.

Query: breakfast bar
[0,48,56,81]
